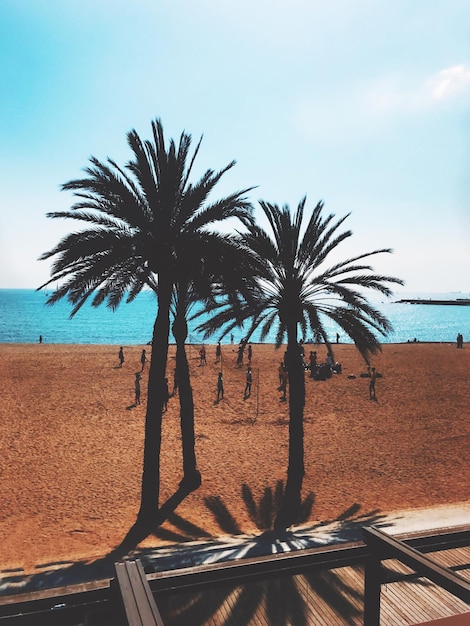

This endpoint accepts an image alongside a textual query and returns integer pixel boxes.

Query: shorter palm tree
[197,197,404,528]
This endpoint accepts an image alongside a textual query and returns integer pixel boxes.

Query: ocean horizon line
[0,288,467,345]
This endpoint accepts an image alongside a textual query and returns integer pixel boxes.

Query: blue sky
[1,0,469,294]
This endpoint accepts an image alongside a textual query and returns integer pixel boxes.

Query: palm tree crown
[39,119,254,311]
[199,197,403,362]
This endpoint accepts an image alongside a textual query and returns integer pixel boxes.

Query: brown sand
[0,342,469,574]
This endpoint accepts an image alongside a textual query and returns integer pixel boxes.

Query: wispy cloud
[293,64,470,147]
[367,64,470,112]
[428,64,470,100]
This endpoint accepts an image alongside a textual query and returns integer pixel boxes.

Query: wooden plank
[114,560,165,626]
[336,566,364,615]
[417,613,470,625]
[431,548,470,580]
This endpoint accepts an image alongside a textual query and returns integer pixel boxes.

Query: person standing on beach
[135,372,142,405]
[39,335,43,344]
[215,341,221,363]
[216,371,224,402]
[244,366,253,398]
[309,351,317,378]
[247,343,252,365]
[369,367,377,400]
[140,349,147,371]
[199,345,207,366]
[118,346,124,367]
[236,342,245,367]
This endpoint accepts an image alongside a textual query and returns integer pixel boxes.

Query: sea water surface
[0,289,468,345]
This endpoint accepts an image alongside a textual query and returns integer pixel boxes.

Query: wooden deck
[0,528,469,624]
[154,543,470,625]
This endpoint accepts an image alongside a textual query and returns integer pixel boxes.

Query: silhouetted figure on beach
[215,341,221,363]
[140,349,147,371]
[118,347,124,367]
[244,367,253,398]
[247,343,252,365]
[135,372,142,405]
[236,338,247,367]
[217,371,224,402]
[336,333,340,343]
[457,333,463,349]
[199,345,207,366]
[309,351,317,378]
[369,367,377,400]
[39,335,43,344]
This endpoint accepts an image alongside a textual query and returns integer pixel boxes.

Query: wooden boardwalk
[0,529,469,624]
[156,545,470,625]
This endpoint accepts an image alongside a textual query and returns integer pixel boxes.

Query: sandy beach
[0,342,469,575]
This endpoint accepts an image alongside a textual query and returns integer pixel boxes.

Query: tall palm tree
[197,197,404,528]
[38,118,254,525]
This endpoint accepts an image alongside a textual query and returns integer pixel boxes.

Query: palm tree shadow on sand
[3,481,431,623]
[0,484,194,596]
[143,480,418,626]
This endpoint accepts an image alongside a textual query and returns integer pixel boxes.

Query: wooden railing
[362,526,470,626]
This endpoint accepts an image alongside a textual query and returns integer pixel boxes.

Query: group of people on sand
[117,347,154,407]
[215,340,346,403]
[304,348,341,381]
[236,338,253,367]
[118,346,147,371]
[215,344,254,403]
[119,339,378,408]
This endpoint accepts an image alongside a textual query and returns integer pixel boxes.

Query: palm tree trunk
[275,325,305,530]
[137,280,172,524]
[172,309,201,492]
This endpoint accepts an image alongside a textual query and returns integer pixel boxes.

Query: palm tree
[197,197,404,528]
[38,118,254,525]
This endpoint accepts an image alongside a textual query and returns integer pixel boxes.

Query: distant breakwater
[396,299,470,306]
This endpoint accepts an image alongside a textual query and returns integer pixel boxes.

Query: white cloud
[367,64,470,113]
[428,64,470,100]
[294,63,470,147]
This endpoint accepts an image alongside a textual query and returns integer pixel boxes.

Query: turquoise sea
[0,289,468,345]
